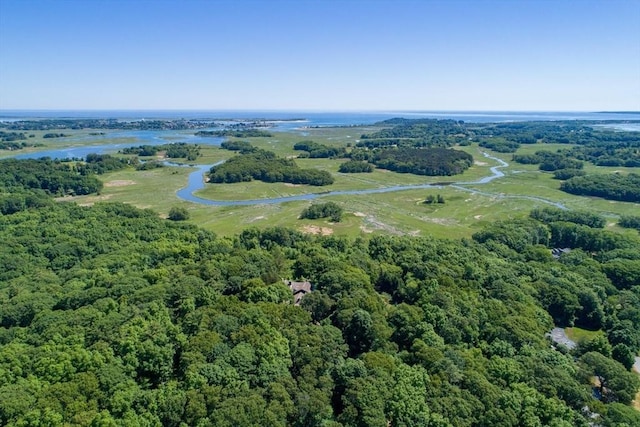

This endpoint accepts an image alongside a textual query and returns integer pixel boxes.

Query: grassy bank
[58,126,640,238]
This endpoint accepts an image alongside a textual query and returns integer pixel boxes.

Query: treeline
[371,147,473,176]
[474,121,639,146]
[530,207,606,228]
[560,173,640,203]
[513,142,640,170]
[358,119,468,149]
[513,151,584,171]
[196,129,273,138]
[0,131,28,142]
[0,200,639,425]
[209,149,334,186]
[220,140,255,152]
[1,118,218,131]
[0,158,104,197]
[120,142,201,160]
[299,202,343,222]
[0,140,33,150]
[0,154,137,213]
[357,119,640,155]
[293,140,346,158]
[478,138,521,153]
[338,160,374,173]
[566,141,640,167]
[619,215,640,231]
[43,132,68,138]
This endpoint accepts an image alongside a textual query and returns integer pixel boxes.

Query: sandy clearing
[301,225,334,235]
[421,217,458,226]
[474,215,483,220]
[76,194,114,206]
[474,161,488,166]
[353,212,366,217]
[104,180,136,187]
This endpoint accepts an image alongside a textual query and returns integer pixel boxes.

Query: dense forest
[1,195,639,426]
[513,141,640,170]
[559,173,640,203]
[358,119,468,149]
[293,141,346,158]
[338,160,374,173]
[208,149,334,186]
[473,121,639,147]
[371,147,473,176]
[299,202,343,222]
[220,140,255,152]
[619,215,640,232]
[356,119,640,164]
[120,143,201,161]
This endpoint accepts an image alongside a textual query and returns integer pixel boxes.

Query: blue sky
[0,0,638,111]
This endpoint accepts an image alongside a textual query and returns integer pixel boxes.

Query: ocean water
[1,110,639,125]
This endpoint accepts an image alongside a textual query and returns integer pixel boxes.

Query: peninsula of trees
[208,149,334,186]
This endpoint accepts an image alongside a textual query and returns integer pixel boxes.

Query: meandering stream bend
[174,152,568,209]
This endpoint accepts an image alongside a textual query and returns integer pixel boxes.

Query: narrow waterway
[174,151,570,209]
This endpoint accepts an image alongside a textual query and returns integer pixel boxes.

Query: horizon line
[2,108,638,114]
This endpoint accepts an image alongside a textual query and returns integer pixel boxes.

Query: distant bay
[2,110,640,126]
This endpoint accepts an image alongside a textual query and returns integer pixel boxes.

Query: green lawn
[565,327,604,344]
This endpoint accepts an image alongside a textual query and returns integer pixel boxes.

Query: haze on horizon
[0,0,638,112]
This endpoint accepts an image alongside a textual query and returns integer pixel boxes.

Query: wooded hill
[1,179,639,425]
[208,149,334,186]
[371,147,473,176]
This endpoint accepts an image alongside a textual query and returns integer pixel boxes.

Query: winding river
[173,152,569,209]
[3,122,576,208]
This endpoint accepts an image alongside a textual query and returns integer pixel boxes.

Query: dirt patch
[353,212,366,217]
[474,161,488,166]
[284,183,302,187]
[362,217,404,235]
[104,180,136,187]
[301,225,334,235]
[76,194,113,206]
[421,217,458,226]
[474,215,483,220]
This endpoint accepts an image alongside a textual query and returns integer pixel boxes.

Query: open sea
[1,110,640,126]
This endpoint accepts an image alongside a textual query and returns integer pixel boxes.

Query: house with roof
[284,280,312,305]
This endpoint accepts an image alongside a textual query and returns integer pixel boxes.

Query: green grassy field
[565,327,604,344]
[13,125,639,238]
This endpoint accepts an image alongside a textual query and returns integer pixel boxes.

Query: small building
[551,248,571,259]
[284,280,312,305]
